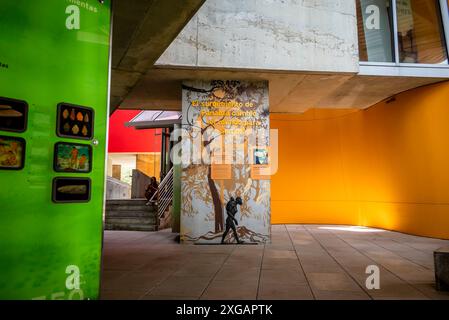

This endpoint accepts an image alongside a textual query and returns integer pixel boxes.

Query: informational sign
[211,164,232,180]
[0,0,111,300]
[250,146,271,180]
[181,80,271,244]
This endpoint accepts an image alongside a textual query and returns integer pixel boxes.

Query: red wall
[108,110,161,153]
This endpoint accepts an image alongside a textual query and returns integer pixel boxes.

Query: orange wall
[271,81,449,239]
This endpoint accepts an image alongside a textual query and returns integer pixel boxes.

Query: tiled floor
[100,225,449,300]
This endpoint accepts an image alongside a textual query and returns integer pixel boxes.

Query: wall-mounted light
[386,96,396,104]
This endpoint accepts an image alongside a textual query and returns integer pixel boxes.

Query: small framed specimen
[0,135,26,170]
[250,146,271,180]
[0,97,28,133]
[56,103,94,140]
[54,142,92,173]
[52,177,91,203]
[253,147,269,165]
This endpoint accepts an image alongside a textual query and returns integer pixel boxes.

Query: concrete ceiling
[117,67,446,113]
[110,1,446,114]
[110,0,206,114]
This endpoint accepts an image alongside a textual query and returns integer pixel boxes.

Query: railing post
[156,185,161,230]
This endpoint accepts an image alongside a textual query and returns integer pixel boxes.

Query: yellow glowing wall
[271,81,449,239]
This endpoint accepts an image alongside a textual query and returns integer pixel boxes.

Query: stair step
[105,217,156,225]
[106,210,156,218]
[106,199,148,206]
[106,204,156,211]
[104,199,159,232]
[105,223,158,231]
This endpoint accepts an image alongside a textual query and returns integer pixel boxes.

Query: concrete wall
[271,81,449,239]
[106,176,131,200]
[131,169,152,199]
[156,0,359,73]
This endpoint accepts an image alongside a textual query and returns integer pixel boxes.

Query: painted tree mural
[181,80,270,244]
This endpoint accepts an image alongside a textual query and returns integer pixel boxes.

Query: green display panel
[0,0,111,299]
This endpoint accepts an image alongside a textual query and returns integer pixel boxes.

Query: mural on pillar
[180,80,271,244]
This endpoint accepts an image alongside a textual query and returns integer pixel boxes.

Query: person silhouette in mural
[221,196,243,244]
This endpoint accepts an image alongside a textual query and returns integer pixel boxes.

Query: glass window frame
[360,0,449,68]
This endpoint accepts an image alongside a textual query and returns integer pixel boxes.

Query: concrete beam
[110,0,206,114]
[156,0,359,74]
[117,67,446,113]
[315,76,445,109]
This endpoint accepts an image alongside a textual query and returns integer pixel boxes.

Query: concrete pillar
[180,80,271,244]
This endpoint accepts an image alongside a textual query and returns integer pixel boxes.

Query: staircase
[104,168,174,232]
[105,199,158,231]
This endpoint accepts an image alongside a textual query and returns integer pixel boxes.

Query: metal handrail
[149,167,174,219]
[148,187,158,203]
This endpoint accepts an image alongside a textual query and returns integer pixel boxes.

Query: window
[357,0,395,62]
[397,0,448,63]
[357,0,449,65]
